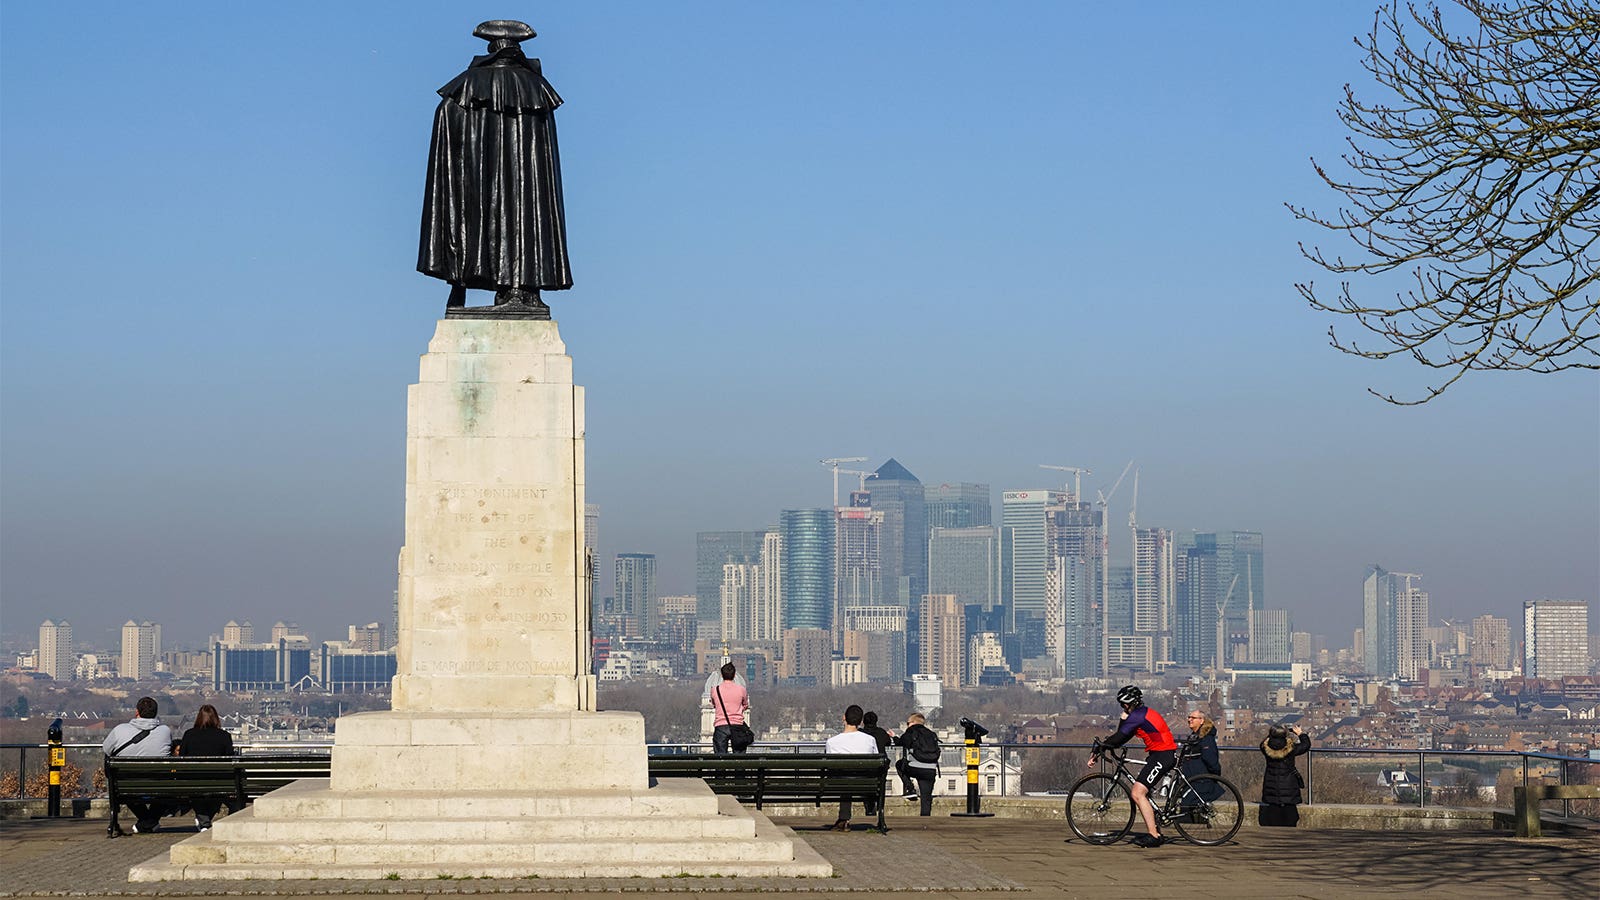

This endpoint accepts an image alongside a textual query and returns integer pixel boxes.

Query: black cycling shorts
[1135,749,1177,791]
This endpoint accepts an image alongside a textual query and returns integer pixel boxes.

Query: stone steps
[252,777,724,819]
[210,809,757,842]
[169,830,796,866]
[132,811,830,881]
[129,778,830,882]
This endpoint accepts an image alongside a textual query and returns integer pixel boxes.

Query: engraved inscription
[439,486,550,500]
[428,560,557,575]
[462,610,570,625]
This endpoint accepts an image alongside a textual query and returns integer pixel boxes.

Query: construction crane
[1094,460,1135,676]
[1127,469,1140,531]
[819,457,867,507]
[836,468,874,504]
[1039,464,1091,503]
[1215,574,1240,675]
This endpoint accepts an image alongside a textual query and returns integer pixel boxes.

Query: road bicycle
[1065,741,1244,846]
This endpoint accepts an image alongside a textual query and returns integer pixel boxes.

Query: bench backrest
[106,754,331,801]
[649,753,889,804]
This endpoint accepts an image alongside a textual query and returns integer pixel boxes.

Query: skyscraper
[695,531,768,640]
[759,531,783,639]
[1175,531,1264,666]
[1252,609,1292,664]
[833,492,884,641]
[1130,526,1175,661]
[925,482,991,530]
[1471,615,1512,670]
[584,504,600,591]
[866,459,926,608]
[1046,555,1097,677]
[1362,567,1428,680]
[720,561,762,642]
[1174,545,1218,668]
[614,553,657,638]
[928,525,1001,610]
[918,593,966,688]
[779,628,832,685]
[1048,497,1107,671]
[38,620,73,682]
[779,509,834,632]
[1001,489,1068,626]
[222,620,254,645]
[1523,600,1589,679]
[121,620,161,682]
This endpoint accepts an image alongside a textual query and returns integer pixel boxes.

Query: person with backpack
[102,696,173,833]
[893,712,940,816]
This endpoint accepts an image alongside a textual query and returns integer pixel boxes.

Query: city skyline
[1,6,1595,646]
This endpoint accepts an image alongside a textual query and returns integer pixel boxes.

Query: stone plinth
[394,319,594,715]
[330,710,647,792]
[132,319,827,880]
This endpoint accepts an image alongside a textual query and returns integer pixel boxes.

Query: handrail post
[1417,751,1425,808]
[15,747,25,798]
[1305,747,1313,804]
[1560,758,1569,820]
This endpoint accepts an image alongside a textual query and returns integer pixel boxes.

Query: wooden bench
[649,752,892,831]
[1512,783,1600,837]
[103,753,331,837]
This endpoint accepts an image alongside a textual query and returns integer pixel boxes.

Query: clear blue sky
[2,3,1595,647]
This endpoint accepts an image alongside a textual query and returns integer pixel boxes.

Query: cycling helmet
[1116,685,1143,707]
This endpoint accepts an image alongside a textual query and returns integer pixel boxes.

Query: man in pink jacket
[710,662,749,754]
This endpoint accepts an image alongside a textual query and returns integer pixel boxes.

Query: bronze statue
[418,21,571,318]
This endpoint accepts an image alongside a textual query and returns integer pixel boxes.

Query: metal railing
[986,742,1598,821]
[6,734,1594,822]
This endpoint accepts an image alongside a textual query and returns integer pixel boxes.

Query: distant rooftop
[872,458,920,483]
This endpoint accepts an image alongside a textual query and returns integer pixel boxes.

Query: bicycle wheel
[1065,773,1135,844]
[1171,774,1243,845]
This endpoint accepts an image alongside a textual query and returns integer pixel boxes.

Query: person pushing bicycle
[1087,685,1177,848]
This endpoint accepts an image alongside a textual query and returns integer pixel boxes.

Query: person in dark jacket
[859,711,893,756]
[1258,723,1310,826]
[1179,711,1224,817]
[176,704,235,830]
[892,713,939,817]
[857,711,893,817]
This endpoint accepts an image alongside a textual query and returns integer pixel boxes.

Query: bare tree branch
[1289,0,1600,404]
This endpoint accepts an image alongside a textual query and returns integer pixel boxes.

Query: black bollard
[949,717,994,818]
[46,718,63,817]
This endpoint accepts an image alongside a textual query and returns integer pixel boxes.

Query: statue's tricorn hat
[474,20,536,45]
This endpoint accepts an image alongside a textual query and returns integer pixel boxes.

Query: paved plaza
[2,811,1595,899]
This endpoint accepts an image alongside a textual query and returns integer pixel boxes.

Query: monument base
[130,710,830,880]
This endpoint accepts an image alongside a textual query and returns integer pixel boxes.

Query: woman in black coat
[1258,724,1310,827]
[177,704,235,830]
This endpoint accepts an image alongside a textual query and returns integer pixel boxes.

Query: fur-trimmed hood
[1261,732,1305,760]
[1192,721,1216,740]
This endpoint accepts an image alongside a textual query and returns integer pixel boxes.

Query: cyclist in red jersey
[1087,684,1177,847]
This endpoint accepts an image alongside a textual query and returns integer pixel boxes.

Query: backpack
[908,726,941,764]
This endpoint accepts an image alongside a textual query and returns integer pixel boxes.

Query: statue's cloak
[417,48,572,292]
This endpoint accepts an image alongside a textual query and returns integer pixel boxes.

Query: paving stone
[3,813,1596,898]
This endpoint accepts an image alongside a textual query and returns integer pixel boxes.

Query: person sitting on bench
[102,696,173,833]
